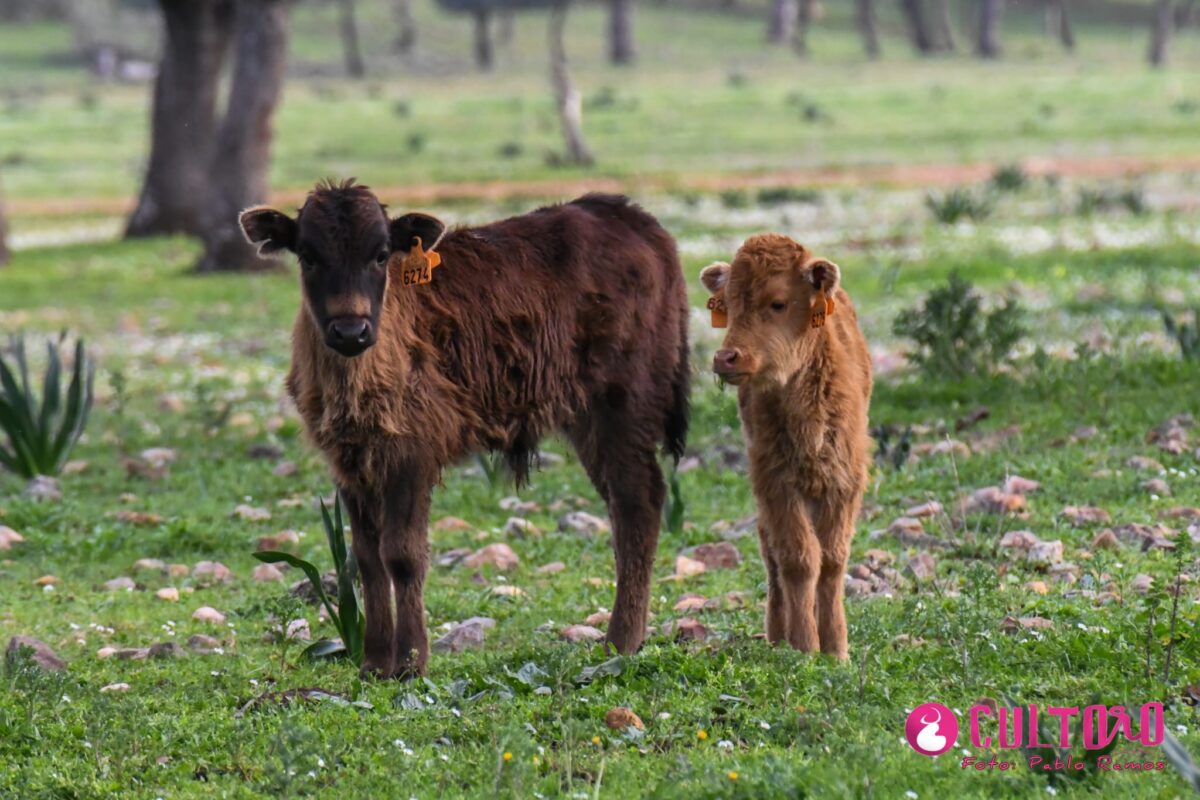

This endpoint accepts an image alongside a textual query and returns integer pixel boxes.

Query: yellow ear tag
[400,236,442,287]
[810,295,835,329]
[707,291,728,328]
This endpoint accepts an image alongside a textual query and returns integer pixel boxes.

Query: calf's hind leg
[569,416,664,655]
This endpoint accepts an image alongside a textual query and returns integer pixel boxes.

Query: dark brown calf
[240,180,689,678]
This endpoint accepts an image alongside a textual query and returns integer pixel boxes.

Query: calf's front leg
[341,488,394,678]
[762,501,821,653]
[380,467,435,679]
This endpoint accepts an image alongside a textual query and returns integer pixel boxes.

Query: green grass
[2,4,1200,795]
[2,0,1200,213]
[2,192,1199,796]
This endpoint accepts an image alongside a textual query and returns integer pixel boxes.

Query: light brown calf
[700,234,871,659]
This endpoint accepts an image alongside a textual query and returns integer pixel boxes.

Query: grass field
[2,3,1200,798]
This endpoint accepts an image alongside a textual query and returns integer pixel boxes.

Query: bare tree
[931,0,956,51]
[197,0,291,272]
[548,2,591,165]
[976,0,1002,58]
[608,0,635,64]
[899,0,936,53]
[473,8,494,70]
[393,0,417,52]
[793,0,817,55]
[337,0,365,76]
[857,0,881,58]
[126,0,232,238]
[1149,0,1173,66]
[1044,0,1074,50]
[768,0,796,43]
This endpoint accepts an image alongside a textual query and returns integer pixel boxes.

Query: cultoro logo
[903,701,1168,774]
[905,703,958,756]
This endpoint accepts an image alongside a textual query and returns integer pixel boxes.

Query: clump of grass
[989,163,1027,193]
[1076,184,1146,216]
[925,188,992,224]
[892,271,1026,379]
[0,333,95,480]
[756,186,820,206]
[719,189,749,208]
[497,141,523,159]
[1163,307,1200,361]
[254,494,365,665]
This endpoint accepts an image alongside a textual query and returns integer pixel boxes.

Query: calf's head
[700,233,840,386]
[238,179,445,358]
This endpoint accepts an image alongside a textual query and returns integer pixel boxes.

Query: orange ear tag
[810,296,835,329]
[400,236,442,287]
[707,291,728,328]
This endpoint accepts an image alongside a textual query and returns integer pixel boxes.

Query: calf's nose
[328,317,372,345]
[713,348,740,373]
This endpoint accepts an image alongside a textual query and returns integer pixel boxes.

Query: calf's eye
[375,251,390,266]
[770,301,787,312]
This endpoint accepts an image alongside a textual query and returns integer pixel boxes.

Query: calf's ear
[699,262,731,294]
[238,207,297,255]
[805,259,841,298]
[390,212,446,252]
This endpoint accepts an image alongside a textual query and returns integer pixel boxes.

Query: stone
[432,620,489,653]
[1027,540,1064,565]
[559,625,604,642]
[192,561,233,584]
[187,634,222,653]
[104,576,136,591]
[148,642,186,659]
[673,555,706,578]
[5,636,66,672]
[905,553,936,581]
[558,511,611,536]
[536,561,566,575]
[688,542,741,570]
[463,543,520,571]
[503,517,541,538]
[604,707,645,731]
[252,564,285,582]
[192,606,226,624]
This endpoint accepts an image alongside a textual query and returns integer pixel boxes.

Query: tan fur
[701,234,871,659]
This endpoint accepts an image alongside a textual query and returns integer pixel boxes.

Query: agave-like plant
[254,494,365,665]
[0,334,95,479]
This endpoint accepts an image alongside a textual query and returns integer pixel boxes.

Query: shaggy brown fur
[700,234,871,659]
[240,180,689,678]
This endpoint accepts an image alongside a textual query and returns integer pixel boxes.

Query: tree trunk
[856,0,881,58]
[931,0,956,51]
[196,0,291,273]
[337,0,365,77]
[497,8,515,45]
[1176,0,1196,29]
[473,8,494,71]
[548,3,592,166]
[392,0,416,53]
[976,0,1002,58]
[126,0,232,238]
[608,0,635,65]
[1044,0,1074,49]
[767,0,796,44]
[793,0,817,55]
[1149,0,1173,66]
[899,0,935,53]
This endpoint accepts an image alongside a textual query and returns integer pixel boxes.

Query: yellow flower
[532,756,541,765]
[503,752,513,762]
[727,771,739,781]
[591,736,601,745]
[697,730,708,741]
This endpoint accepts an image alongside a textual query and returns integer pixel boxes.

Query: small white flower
[1046,787,1057,796]
[717,739,733,751]
[905,792,918,799]
[1177,725,1189,734]
[61,695,71,703]
[759,720,771,730]
[317,758,325,767]
[658,712,671,720]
